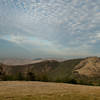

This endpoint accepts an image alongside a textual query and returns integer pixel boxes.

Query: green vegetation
[1,58,100,86]
[26,72,35,81]
[48,59,83,81]
[2,73,25,81]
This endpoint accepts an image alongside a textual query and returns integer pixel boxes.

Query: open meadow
[0,81,100,100]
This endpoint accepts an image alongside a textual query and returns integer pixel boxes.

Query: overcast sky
[0,0,100,59]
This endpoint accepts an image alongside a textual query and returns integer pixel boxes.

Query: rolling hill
[73,57,100,85]
[0,57,100,85]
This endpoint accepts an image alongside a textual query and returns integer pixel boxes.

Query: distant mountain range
[0,57,100,85]
[0,57,66,65]
[0,58,44,65]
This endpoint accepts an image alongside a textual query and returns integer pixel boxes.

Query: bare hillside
[74,57,100,77]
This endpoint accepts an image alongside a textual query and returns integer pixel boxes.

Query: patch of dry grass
[0,81,100,100]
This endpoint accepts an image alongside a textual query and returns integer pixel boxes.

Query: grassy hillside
[0,59,83,82]
[47,59,83,82]
[0,81,100,100]
[1,57,100,86]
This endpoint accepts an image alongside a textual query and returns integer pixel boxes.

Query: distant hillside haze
[0,57,100,85]
[0,58,67,65]
[0,58,44,65]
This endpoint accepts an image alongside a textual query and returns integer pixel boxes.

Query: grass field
[0,81,100,100]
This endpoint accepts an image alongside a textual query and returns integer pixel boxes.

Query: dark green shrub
[41,75,49,82]
[26,72,35,81]
[16,72,25,80]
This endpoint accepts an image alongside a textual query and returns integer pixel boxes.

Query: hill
[0,58,83,82]
[0,60,60,81]
[1,57,100,85]
[73,57,100,85]
[48,59,83,82]
[0,58,45,65]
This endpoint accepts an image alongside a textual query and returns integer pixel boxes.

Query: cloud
[1,34,92,58]
[0,0,100,58]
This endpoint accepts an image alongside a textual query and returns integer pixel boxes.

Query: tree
[17,72,24,80]
[27,72,35,81]
[41,74,49,82]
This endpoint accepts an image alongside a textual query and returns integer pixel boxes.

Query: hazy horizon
[0,0,100,59]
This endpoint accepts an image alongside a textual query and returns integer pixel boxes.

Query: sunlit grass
[0,81,100,100]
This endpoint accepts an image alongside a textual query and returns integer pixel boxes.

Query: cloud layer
[0,0,100,58]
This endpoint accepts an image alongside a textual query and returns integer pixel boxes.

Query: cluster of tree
[1,72,100,86]
[2,72,35,81]
[1,73,77,85]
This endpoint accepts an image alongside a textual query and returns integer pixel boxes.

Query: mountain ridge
[0,57,100,85]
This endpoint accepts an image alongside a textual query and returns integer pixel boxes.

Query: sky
[0,0,100,59]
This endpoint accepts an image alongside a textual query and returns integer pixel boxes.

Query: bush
[26,72,35,81]
[63,76,77,84]
[2,75,15,81]
[17,72,25,80]
[67,79,77,84]
[41,75,49,82]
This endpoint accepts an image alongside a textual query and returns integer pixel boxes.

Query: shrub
[26,72,35,81]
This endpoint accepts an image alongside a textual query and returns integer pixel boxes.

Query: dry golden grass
[0,81,100,100]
